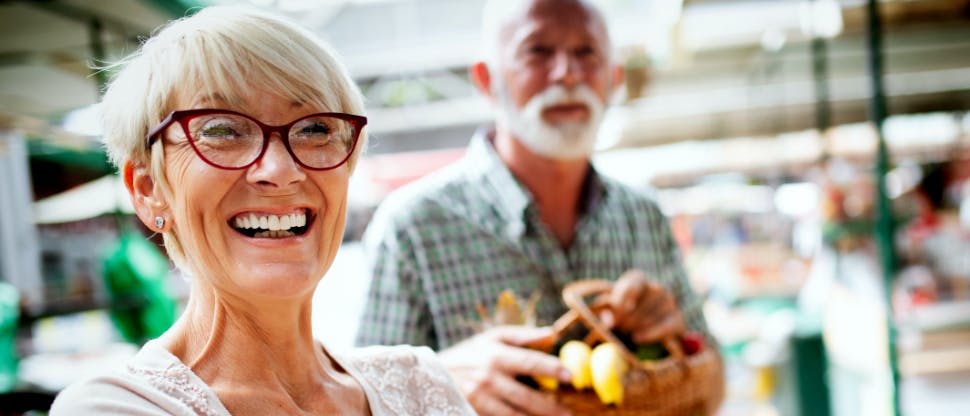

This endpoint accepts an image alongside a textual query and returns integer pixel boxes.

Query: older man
[357,0,721,414]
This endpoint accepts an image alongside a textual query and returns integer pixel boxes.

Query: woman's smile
[229,207,315,239]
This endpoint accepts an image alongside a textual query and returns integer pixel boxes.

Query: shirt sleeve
[411,346,477,415]
[50,377,182,416]
[355,212,437,349]
[340,345,475,415]
[643,201,713,342]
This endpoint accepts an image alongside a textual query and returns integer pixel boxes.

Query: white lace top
[50,340,474,415]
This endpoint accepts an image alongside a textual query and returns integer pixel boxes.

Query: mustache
[533,85,603,113]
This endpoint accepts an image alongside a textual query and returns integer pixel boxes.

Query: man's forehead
[502,0,607,42]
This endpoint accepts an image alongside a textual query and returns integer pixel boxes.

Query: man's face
[493,0,613,159]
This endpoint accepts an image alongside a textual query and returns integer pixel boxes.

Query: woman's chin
[234,264,321,298]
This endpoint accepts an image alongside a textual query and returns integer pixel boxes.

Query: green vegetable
[634,343,668,361]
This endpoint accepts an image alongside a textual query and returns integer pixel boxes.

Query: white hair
[480,0,531,70]
[99,6,366,270]
[479,0,613,72]
[100,6,366,172]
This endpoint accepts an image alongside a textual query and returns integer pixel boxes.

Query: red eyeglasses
[145,109,367,170]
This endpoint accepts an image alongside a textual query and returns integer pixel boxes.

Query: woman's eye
[199,125,238,137]
[192,116,252,140]
[299,123,331,135]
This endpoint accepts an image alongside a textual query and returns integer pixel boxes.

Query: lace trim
[127,362,218,416]
[355,350,468,415]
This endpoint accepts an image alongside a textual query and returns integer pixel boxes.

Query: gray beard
[493,82,603,160]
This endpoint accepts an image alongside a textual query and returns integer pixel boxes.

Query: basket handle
[556,279,685,368]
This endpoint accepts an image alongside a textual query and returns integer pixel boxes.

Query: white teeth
[268,216,280,230]
[232,211,308,233]
[254,230,296,238]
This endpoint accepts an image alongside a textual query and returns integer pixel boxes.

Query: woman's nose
[247,133,306,188]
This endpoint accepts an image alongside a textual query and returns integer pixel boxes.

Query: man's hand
[600,269,686,344]
[439,326,572,416]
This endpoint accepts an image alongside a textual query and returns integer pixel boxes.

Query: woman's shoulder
[341,344,435,364]
[50,370,169,416]
[338,344,447,385]
[335,344,475,415]
[49,340,227,416]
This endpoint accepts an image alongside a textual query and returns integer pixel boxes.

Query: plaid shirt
[356,128,709,350]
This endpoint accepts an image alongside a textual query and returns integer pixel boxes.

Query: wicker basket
[549,279,724,416]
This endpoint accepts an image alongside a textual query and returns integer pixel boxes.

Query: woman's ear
[123,160,168,232]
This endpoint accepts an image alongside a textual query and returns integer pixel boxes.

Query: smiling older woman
[49,6,473,416]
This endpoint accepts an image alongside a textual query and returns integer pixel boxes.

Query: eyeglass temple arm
[145,112,179,150]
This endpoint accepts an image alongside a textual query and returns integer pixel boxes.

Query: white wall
[312,242,369,351]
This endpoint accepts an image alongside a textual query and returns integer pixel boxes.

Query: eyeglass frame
[145,108,367,171]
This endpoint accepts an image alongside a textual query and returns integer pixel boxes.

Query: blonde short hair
[100,6,365,270]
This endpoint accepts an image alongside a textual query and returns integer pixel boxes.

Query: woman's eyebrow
[191,92,229,107]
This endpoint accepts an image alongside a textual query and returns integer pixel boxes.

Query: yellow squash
[534,375,559,390]
[559,340,593,389]
[589,342,628,405]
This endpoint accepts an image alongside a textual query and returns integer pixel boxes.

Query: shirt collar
[465,127,531,230]
[463,126,609,239]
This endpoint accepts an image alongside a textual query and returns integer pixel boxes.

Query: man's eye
[529,45,553,55]
[575,46,596,57]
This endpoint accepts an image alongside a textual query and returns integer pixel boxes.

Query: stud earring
[154,216,165,229]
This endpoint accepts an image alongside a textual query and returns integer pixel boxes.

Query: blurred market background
[1,0,970,414]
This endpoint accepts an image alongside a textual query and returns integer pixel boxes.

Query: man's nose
[549,51,581,87]
[247,133,306,188]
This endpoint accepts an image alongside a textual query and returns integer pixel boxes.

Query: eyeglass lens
[186,113,355,169]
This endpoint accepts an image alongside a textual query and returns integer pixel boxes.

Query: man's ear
[123,160,167,231]
[611,64,625,93]
[469,61,496,101]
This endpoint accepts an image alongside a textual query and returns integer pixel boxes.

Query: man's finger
[468,389,527,416]
[486,374,570,416]
[619,269,649,283]
[494,345,571,382]
[610,271,649,314]
[493,325,556,347]
[618,287,671,329]
[634,312,685,344]
[599,308,616,329]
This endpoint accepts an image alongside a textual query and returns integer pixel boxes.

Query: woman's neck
[160,283,333,400]
[157,282,369,414]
